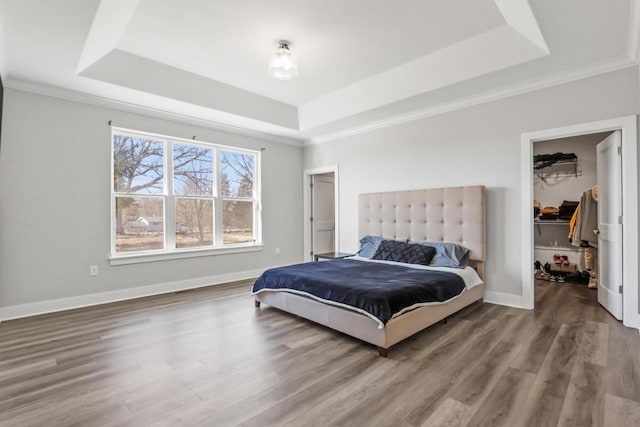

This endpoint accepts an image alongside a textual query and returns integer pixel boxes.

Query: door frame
[521,116,638,330]
[303,165,340,262]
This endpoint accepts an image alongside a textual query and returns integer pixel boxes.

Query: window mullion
[166,140,176,250]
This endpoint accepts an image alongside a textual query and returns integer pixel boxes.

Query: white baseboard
[624,312,640,331]
[0,267,270,322]
[484,290,526,309]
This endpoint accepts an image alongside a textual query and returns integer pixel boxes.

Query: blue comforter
[252,259,466,325]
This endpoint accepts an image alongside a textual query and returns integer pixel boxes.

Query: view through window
[112,129,260,255]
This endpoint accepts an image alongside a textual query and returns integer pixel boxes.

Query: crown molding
[628,0,640,63]
[307,56,637,145]
[3,78,305,147]
[4,56,636,149]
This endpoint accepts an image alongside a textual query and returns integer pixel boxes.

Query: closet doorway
[532,131,619,317]
[521,116,638,330]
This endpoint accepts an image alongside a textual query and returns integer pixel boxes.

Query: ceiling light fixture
[268,40,298,81]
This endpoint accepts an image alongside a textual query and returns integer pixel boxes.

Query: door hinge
[310,182,314,188]
[617,145,622,155]
[310,251,313,256]
[618,215,623,224]
[619,285,623,294]
[310,217,314,222]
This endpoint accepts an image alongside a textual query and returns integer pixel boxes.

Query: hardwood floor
[1,279,639,426]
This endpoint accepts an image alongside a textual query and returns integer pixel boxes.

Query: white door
[596,130,623,320]
[311,174,335,256]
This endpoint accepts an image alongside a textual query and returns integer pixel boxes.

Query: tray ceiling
[0,0,634,143]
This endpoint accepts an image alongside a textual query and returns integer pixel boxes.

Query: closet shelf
[534,245,585,251]
[534,219,571,236]
[534,159,580,178]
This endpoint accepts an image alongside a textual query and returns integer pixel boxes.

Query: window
[111,128,261,258]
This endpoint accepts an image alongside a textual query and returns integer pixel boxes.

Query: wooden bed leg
[377,347,389,358]
[254,300,261,308]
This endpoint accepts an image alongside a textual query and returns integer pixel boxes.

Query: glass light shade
[268,41,298,80]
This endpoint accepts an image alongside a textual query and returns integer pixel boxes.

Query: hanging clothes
[569,202,581,246]
[578,189,598,248]
[558,200,579,220]
[568,187,598,248]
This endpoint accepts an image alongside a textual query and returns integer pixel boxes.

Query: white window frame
[110,127,262,265]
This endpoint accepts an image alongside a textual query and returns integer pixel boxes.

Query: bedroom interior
[1,0,640,426]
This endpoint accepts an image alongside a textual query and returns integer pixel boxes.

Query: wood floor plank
[282,357,401,426]
[0,280,637,426]
[466,367,536,427]
[509,323,559,374]
[419,398,473,427]
[448,339,523,407]
[578,321,609,367]
[515,323,582,427]
[604,393,640,427]
[606,321,640,403]
[401,312,522,425]
[219,352,378,427]
[338,310,517,426]
[557,361,606,427]
[105,391,202,427]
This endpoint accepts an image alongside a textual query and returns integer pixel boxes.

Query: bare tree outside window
[221,151,255,244]
[113,135,165,252]
[173,144,215,247]
[112,130,260,255]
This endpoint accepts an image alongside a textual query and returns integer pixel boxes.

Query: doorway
[521,116,638,330]
[311,173,335,257]
[303,166,339,262]
[532,131,617,317]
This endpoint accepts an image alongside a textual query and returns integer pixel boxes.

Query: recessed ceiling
[119,0,505,105]
[0,0,635,143]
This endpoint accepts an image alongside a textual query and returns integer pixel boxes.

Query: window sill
[109,244,264,266]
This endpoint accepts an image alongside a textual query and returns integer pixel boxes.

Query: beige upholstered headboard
[358,185,486,262]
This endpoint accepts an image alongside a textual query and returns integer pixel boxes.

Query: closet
[533,132,612,287]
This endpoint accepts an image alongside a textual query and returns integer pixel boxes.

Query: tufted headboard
[358,185,486,262]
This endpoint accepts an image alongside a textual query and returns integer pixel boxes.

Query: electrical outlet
[89,265,99,276]
[275,247,281,255]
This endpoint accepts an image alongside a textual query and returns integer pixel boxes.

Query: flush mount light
[268,40,298,80]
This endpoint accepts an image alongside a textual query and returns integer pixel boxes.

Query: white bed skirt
[255,284,484,349]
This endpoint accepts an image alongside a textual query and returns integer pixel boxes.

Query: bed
[253,185,486,357]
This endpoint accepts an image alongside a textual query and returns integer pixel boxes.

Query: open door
[311,174,335,257]
[596,130,623,320]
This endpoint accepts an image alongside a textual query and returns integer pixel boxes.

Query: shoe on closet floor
[561,255,570,265]
[588,277,598,288]
[553,254,562,264]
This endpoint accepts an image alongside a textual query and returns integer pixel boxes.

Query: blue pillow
[411,241,470,268]
[358,235,383,258]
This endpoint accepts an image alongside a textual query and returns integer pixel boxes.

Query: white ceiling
[120,0,504,105]
[0,0,636,144]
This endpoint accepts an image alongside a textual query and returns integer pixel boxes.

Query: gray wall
[303,67,639,298]
[0,89,304,308]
